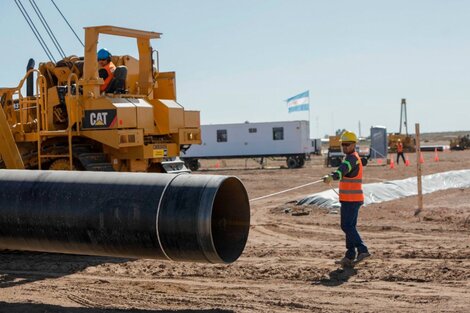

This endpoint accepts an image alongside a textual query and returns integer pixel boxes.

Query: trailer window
[273,127,284,140]
[249,128,257,133]
[217,129,227,142]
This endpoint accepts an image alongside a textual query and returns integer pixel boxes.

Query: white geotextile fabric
[297,169,470,209]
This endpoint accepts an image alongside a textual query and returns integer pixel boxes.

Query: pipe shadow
[312,266,357,287]
[0,302,234,313]
[0,251,130,289]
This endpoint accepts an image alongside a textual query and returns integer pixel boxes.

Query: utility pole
[414,123,423,216]
[358,120,362,138]
[399,98,408,135]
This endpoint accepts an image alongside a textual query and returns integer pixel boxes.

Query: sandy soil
[1,149,470,312]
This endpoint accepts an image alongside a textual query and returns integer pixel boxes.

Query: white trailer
[310,138,322,155]
[181,120,311,170]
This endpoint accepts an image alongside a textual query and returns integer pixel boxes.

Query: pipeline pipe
[0,170,250,264]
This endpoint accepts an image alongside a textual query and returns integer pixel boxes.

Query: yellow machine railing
[0,69,79,170]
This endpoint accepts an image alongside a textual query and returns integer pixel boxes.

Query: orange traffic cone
[215,161,220,168]
[434,148,439,162]
[389,157,395,169]
[405,157,410,166]
[419,152,424,164]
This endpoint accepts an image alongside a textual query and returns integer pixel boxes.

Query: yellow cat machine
[388,99,416,153]
[326,135,343,167]
[450,134,470,150]
[0,25,201,172]
[388,134,416,153]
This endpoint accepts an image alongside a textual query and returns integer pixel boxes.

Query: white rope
[328,182,339,196]
[249,175,387,203]
[250,179,323,202]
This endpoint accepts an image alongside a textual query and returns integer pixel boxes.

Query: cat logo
[90,112,108,126]
[83,109,117,129]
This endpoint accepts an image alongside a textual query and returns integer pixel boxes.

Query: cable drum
[0,170,250,264]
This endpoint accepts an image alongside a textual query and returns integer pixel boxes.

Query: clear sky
[1,0,469,138]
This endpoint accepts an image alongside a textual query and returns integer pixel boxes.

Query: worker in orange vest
[396,139,406,165]
[97,48,116,93]
[323,130,370,267]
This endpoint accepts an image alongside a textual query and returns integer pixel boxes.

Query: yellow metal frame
[0,68,78,170]
[82,26,161,99]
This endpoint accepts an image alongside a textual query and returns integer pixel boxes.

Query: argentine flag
[287,90,309,113]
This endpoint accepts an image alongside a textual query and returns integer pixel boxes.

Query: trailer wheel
[186,159,200,171]
[297,157,305,168]
[287,157,298,169]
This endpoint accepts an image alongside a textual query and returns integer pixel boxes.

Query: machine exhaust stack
[0,170,250,264]
[26,58,35,97]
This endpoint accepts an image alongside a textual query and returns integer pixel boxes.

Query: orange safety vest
[397,142,403,153]
[100,62,116,92]
[339,151,364,202]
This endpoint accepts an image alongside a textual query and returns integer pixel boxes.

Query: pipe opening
[211,177,250,263]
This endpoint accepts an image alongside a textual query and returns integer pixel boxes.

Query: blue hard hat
[97,48,111,60]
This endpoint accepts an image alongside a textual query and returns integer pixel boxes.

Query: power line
[14,0,56,62]
[29,0,66,59]
[51,0,84,47]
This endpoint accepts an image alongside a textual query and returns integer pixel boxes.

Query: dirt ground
[1,149,470,312]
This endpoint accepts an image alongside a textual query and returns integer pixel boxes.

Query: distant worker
[323,130,370,267]
[97,48,116,93]
[396,139,406,164]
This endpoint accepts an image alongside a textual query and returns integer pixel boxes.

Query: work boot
[355,252,371,263]
[334,257,354,267]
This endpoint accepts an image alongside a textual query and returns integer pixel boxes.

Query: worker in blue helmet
[97,48,116,92]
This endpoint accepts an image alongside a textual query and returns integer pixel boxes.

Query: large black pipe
[0,170,250,264]
[26,58,35,97]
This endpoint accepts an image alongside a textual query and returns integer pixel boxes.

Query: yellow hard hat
[340,130,358,143]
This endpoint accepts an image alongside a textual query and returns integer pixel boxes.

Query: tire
[297,157,305,168]
[186,159,200,171]
[287,157,298,169]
